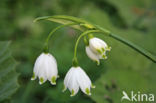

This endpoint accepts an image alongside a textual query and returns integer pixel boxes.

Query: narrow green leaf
[34,15,84,31]
[34,15,96,31]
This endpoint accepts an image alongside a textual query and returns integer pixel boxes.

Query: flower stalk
[34,15,156,63]
[72,30,101,66]
[43,23,77,53]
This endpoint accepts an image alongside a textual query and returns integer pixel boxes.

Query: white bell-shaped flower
[31,52,58,85]
[86,37,111,64]
[63,66,95,96]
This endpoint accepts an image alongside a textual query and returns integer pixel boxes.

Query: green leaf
[34,15,97,31]
[0,41,19,102]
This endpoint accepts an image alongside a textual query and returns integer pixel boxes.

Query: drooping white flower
[63,66,95,96]
[31,52,58,85]
[86,37,111,65]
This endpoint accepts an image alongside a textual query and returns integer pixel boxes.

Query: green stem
[72,30,100,67]
[43,23,77,53]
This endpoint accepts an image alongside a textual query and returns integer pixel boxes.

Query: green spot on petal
[39,77,44,84]
[96,49,103,54]
[70,89,75,97]
[62,84,66,92]
[102,55,107,59]
[95,60,100,65]
[31,72,35,80]
[85,88,91,95]
[91,84,96,88]
[51,76,56,85]
[102,48,105,52]
[106,46,111,51]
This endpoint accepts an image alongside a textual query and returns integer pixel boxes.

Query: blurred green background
[0,0,156,103]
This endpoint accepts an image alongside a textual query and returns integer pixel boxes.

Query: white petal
[38,53,53,84]
[68,70,79,96]
[64,67,74,88]
[95,38,108,49]
[32,53,44,80]
[77,67,92,95]
[64,67,79,96]
[86,46,100,65]
[94,38,111,52]
[89,38,103,54]
[45,53,58,84]
[38,61,48,84]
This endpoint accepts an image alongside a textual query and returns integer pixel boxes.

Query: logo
[121,91,154,102]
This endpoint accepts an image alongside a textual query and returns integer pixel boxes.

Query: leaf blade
[0,41,19,102]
